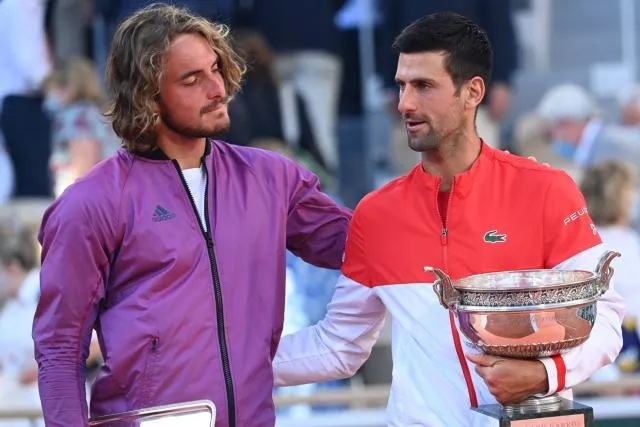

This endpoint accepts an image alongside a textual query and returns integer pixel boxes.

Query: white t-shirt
[182,167,207,232]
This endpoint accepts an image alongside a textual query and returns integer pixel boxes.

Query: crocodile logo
[484,230,507,243]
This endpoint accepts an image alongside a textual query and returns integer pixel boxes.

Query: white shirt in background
[0,0,50,107]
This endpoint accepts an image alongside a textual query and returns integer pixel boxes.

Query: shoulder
[49,151,131,220]
[490,149,579,194]
[212,140,319,192]
[213,140,301,171]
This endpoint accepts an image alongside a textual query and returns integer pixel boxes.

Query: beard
[405,116,442,152]
[407,125,440,152]
[159,99,230,139]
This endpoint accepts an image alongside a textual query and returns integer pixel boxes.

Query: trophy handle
[595,250,621,294]
[425,266,459,309]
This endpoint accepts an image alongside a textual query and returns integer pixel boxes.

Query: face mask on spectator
[43,94,64,114]
[552,140,577,160]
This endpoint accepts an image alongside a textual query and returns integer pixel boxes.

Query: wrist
[534,359,550,394]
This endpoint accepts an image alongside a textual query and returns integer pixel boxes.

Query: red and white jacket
[273,145,624,426]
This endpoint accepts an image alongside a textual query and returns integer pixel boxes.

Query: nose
[205,72,226,100]
[397,87,417,116]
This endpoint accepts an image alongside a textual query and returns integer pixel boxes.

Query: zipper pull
[441,228,448,245]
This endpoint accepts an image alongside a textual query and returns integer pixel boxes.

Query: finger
[527,156,538,162]
[466,353,499,367]
[474,364,491,379]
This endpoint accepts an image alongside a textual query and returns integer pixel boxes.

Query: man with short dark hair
[273,12,624,426]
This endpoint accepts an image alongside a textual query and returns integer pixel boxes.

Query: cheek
[164,95,198,120]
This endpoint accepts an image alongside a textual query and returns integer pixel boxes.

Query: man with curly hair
[32,4,350,427]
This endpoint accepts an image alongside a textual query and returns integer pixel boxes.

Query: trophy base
[472,397,593,427]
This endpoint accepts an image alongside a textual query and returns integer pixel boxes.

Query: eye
[184,76,198,86]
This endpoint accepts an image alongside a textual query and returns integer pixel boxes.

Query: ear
[465,76,485,110]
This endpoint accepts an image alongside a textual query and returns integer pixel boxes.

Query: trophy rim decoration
[425,251,619,312]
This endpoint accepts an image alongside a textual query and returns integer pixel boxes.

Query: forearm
[274,318,383,387]
[37,350,89,426]
[541,245,625,394]
[540,300,623,394]
[274,275,386,387]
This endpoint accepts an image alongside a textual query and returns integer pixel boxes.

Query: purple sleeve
[285,161,352,269]
[33,188,117,426]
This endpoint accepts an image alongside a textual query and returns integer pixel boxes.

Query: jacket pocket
[138,336,160,408]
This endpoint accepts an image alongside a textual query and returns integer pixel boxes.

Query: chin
[408,139,437,152]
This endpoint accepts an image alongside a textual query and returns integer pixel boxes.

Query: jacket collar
[133,138,213,161]
[411,141,497,198]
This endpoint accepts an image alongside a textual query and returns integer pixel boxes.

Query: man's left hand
[466,353,548,405]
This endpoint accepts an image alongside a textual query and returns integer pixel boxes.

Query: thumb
[465,352,500,367]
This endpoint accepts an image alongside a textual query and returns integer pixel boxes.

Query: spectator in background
[617,84,640,127]
[226,29,322,168]
[42,57,119,197]
[537,83,640,173]
[239,0,346,174]
[0,222,42,427]
[0,0,52,204]
[52,0,91,61]
[581,160,640,374]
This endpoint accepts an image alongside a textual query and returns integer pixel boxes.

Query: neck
[420,129,482,191]
[156,130,206,169]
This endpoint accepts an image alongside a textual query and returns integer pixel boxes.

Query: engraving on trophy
[511,413,585,427]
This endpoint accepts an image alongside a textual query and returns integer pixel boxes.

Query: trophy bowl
[424,250,620,418]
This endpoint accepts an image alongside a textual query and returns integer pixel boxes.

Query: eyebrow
[178,59,219,81]
[395,77,436,86]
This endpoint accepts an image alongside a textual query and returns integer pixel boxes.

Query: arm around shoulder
[275,204,385,386]
[285,159,351,269]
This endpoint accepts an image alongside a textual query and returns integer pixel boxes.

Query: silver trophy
[425,250,620,427]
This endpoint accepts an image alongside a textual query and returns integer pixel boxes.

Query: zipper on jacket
[436,181,478,408]
[172,159,237,427]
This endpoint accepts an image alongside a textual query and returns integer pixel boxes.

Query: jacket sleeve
[275,207,386,386]
[539,172,624,395]
[285,160,352,269]
[33,187,118,426]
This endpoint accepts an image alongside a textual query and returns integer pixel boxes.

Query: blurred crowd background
[1,0,640,425]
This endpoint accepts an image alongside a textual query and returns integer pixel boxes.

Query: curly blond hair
[104,3,246,152]
[580,160,636,225]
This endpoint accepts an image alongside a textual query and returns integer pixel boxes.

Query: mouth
[201,98,229,114]
[404,120,427,133]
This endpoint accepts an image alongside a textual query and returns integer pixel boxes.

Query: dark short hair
[392,12,492,90]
